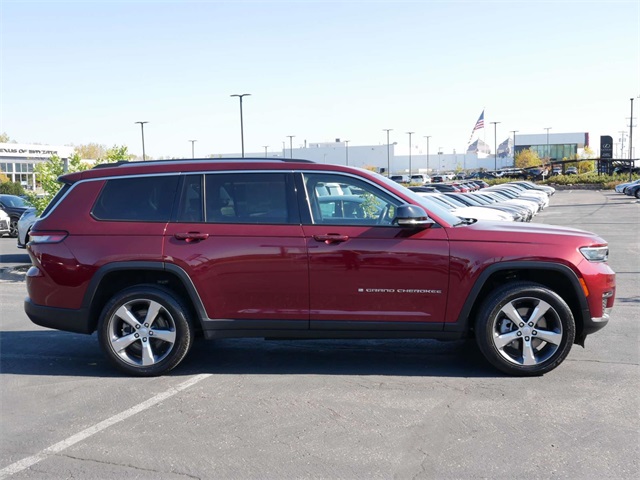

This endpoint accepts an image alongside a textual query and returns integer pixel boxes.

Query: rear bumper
[24,298,93,334]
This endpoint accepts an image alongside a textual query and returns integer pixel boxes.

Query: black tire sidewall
[97,286,193,376]
[476,282,576,376]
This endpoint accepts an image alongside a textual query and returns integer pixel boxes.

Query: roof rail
[91,157,316,169]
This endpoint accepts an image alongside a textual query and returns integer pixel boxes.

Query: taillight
[29,231,68,244]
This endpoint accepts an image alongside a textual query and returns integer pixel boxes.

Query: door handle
[174,232,209,243]
[313,234,350,245]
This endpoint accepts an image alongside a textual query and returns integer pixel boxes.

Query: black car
[0,194,30,238]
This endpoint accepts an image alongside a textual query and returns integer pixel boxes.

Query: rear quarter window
[92,175,179,222]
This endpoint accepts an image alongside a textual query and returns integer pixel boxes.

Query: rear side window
[204,172,298,224]
[92,175,179,222]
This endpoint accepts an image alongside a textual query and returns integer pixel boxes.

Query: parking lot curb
[0,265,28,282]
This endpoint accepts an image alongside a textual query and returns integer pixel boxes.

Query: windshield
[367,171,463,226]
[0,195,28,208]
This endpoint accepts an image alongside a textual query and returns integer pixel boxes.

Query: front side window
[303,173,401,226]
[92,175,179,222]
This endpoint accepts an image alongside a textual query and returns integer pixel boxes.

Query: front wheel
[475,282,575,376]
[9,217,18,238]
[97,286,194,376]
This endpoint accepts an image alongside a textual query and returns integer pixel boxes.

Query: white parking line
[0,373,211,479]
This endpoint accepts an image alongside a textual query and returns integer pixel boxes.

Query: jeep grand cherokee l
[24,159,616,376]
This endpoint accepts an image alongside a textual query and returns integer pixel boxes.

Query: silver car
[17,207,37,248]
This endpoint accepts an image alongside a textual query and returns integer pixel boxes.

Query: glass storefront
[515,144,578,161]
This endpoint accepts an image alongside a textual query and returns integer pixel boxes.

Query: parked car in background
[17,207,38,248]
[410,174,431,184]
[0,194,30,238]
[624,183,640,199]
[614,178,640,194]
[565,167,578,175]
[0,208,10,237]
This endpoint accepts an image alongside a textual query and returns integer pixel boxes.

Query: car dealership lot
[0,190,638,479]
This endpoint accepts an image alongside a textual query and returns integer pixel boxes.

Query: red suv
[25,159,616,376]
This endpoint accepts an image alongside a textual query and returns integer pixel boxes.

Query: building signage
[600,136,613,159]
[0,143,74,159]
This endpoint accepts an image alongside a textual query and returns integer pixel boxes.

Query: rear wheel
[475,282,575,376]
[9,216,18,238]
[97,286,194,376]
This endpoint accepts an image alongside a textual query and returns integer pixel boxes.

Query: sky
[1,0,639,159]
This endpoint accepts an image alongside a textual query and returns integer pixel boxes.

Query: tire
[9,216,18,238]
[475,282,575,376]
[97,286,194,376]
[635,189,640,199]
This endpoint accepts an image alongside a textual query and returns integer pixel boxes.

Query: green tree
[0,181,25,195]
[515,148,543,169]
[25,153,90,215]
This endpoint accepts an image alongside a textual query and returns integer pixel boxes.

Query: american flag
[473,110,485,131]
[468,110,485,144]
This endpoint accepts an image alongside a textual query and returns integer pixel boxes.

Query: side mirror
[394,204,434,229]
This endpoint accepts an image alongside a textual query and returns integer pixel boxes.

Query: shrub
[0,181,26,196]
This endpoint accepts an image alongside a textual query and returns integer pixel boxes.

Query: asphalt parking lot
[0,189,638,479]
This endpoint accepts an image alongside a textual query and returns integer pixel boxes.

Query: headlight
[580,246,609,262]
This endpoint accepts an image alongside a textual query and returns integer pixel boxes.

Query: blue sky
[1,0,639,159]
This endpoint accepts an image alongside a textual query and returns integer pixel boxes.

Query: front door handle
[313,234,350,245]
[174,232,209,243]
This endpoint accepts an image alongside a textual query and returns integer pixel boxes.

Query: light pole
[629,97,635,181]
[490,121,501,171]
[230,93,251,157]
[406,131,414,177]
[287,135,295,159]
[345,140,350,166]
[188,139,197,159]
[424,135,431,174]
[510,130,518,166]
[544,127,552,164]
[383,129,392,176]
[263,145,269,158]
[135,121,148,161]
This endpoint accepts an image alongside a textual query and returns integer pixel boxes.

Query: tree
[515,148,543,169]
[25,145,130,215]
[25,154,90,215]
[0,181,25,195]
[0,132,15,143]
[74,143,107,160]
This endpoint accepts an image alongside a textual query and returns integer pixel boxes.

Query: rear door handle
[313,234,350,245]
[174,232,209,243]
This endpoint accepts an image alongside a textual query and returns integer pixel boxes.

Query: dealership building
[0,143,74,189]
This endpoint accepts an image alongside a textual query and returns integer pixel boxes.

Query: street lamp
[510,130,518,166]
[345,140,350,166]
[629,97,635,181]
[406,132,414,176]
[424,135,431,174]
[490,121,501,171]
[544,127,552,163]
[263,145,269,158]
[230,93,251,157]
[134,121,148,161]
[188,139,197,159]
[287,135,295,159]
[383,129,392,175]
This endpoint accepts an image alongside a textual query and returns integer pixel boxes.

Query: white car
[0,209,10,237]
[414,192,515,222]
[17,207,37,248]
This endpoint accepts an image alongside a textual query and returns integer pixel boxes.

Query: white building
[0,143,74,189]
